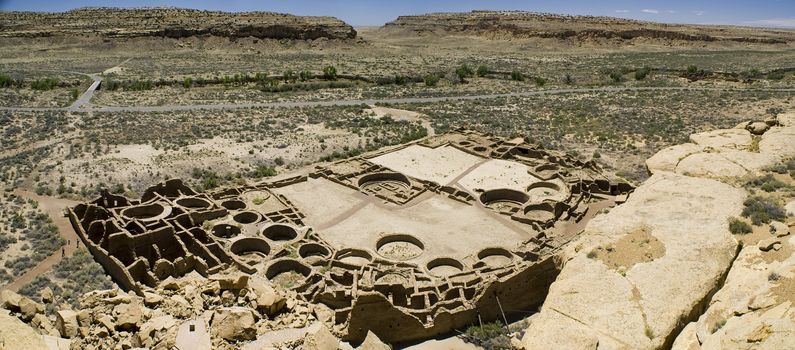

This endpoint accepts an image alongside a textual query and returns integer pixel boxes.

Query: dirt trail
[0,190,80,293]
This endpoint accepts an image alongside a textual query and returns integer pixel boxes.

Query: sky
[0,0,794,28]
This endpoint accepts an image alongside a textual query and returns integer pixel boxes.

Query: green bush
[183,77,192,88]
[510,70,524,81]
[533,76,547,86]
[30,78,59,91]
[687,65,699,74]
[322,66,337,81]
[635,67,652,80]
[477,65,489,77]
[424,74,440,87]
[728,217,752,234]
[742,196,786,225]
[299,70,312,81]
[609,71,625,83]
[563,73,575,85]
[0,74,13,88]
[746,174,790,192]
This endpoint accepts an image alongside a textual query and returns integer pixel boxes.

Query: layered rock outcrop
[519,112,795,349]
[0,8,357,40]
[382,11,792,44]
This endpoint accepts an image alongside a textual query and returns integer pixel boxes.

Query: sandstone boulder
[249,280,286,316]
[358,331,391,350]
[672,234,795,349]
[18,296,45,321]
[40,287,54,304]
[113,302,145,331]
[747,121,770,135]
[303,323,339,350]
[0,312,48,350]
[55,310,79,338]
[645,143,703,174]
[689,128,752,150]
[211,307,256,341]
[523,172,745,349]
[1,289,22,311]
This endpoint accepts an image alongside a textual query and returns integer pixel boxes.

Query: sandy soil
[369,145,482,185]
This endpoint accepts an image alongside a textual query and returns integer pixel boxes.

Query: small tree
[424,74,440,87]
[687,65,699,74]
[299,70,312,81]
[476,65,489,77]
[183,77,192,88]
[322,66,337,81]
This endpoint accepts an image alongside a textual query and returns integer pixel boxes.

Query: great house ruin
[67,129,633,343]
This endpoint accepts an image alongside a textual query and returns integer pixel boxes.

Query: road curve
[0,86,793,113]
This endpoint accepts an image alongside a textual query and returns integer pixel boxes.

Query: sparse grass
[741,196,786,225]
[464,321,511,350]
[728,217,752,235]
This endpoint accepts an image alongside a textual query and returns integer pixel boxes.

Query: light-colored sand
[369,144,482,185]
[270,178,364,228]
[458,159,541,193]
[367,106,423,122]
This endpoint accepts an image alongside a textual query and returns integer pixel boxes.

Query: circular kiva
[479,189,530,209]
[426,257,464,278]
[335,248,373,266]
[472,146,488,152]
[458,140,471,146]
[233,211,260,224]
[261,223,299,241]
[477,247,514,268]
[120,202,171,222]
[211,223,240,238]
[230,237,270,259]
[175,197,212,209]
[265,259,311,289]
[357,172,411,192]
[375,234,424,261]
[220,199,246,210]
[526,181,562,198]
[523,202,557,223]
[299,243,331,259]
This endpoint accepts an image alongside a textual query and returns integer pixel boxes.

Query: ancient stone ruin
[68,129,633,343]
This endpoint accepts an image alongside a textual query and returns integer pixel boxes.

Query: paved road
[1,86,793,113]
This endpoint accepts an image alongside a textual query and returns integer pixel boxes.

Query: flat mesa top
[67,129,632,342]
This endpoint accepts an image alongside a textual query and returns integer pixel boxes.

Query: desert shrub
[30,78,59,91]
[183,77,192,88]
[741,196,786,225]
[424,74,440,87]
[284,70,296,82]
[394,75,408,85]
[728,217,752,234]
[456,64,474,78]
[464,321,511,350]
[563,73,575,85]
[19,249,114,309]
[635,67,652,80]
[533,76,547,86]
[767,71,785,80]
[251,165,277,178]
[510,70,524,81]
[71,88,80,100]
[609,71,625,83]
[0,74,13,88]
[299,70,312,81]
[477,65,489,77]
[322,66,337,81]
[746,174,790,192]
[687,65,699,74]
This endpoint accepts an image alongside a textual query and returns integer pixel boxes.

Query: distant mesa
[380,10,791,45]
[0,7,357,41]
